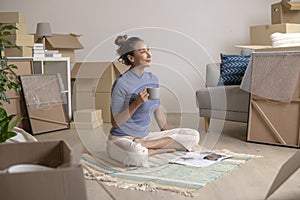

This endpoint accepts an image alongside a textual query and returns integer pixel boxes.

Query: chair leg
[204,117,210,133]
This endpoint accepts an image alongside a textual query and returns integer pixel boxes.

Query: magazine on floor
[169,151,232,168]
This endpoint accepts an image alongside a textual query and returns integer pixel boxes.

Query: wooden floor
[36,113,300,200]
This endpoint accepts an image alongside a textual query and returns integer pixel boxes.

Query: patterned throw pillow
[218,54,251,86]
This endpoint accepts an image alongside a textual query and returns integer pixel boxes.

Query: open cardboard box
[36,34,84,62]
[0,140,87,200]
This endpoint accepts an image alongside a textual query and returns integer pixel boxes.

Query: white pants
[106,128,200,167]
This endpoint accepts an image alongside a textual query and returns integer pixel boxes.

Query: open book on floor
[169,151,232,168]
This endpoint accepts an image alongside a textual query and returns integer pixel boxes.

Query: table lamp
[35,22,52,50]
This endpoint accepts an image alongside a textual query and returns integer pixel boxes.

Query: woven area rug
[82,149,259,197]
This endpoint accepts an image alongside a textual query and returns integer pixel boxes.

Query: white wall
[1,0,279,113]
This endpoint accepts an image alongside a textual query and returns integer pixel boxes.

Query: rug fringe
[83,166,197,197]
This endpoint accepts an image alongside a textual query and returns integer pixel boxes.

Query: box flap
[265,150,300,199]
[37,34,84,50]
[282,0,300,10]
[113,62,129,74]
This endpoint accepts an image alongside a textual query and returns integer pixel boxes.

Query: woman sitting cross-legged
[106,35,200,167]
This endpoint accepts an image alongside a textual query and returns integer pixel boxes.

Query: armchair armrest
[206,63,220,87]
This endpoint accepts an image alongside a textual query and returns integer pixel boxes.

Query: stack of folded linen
[270,32,300,47]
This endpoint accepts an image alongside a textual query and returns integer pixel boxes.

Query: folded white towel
[270,32,300,47]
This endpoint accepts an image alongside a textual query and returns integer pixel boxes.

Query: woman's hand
[133,88,149,106]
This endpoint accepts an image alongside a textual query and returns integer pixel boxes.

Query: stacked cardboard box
[0,12,34,57]
[250,23,300,45]
[248,0,300,46]
[72,109,103,129]
[237,0,300,51]
[4,58,33,132]
[71,62,129,123]
[272,0,300,24]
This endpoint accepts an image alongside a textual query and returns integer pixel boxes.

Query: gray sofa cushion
[199,109,248,123]
[196,85,249,113]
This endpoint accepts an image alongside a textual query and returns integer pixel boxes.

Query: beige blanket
[241,51,300,103]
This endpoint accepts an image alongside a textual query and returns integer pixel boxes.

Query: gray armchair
[195,63,250,132]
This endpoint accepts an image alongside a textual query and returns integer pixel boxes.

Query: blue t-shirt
[110,70,160,137]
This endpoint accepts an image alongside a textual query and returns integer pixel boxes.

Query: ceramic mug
[147,87,159,100]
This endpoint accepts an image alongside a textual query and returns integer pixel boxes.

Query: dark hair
[114,35,144,66]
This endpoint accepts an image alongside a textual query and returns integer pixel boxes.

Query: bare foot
[148,148,176,156]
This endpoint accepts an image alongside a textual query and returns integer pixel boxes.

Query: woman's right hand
[134,89,149,106]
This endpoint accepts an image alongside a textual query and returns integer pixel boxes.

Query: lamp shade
[36,22,52,38]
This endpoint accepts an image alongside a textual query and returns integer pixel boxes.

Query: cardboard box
[36,34,84,62]
[2,23,28,35]
[247,74,300,148]
[1,96,30,130]
[2,34,34,46]
[71,62,110,93]
[98,62,128,92]
[71,62,128,92]
[95,92,111,123]
[72,91,95,111]
[70,120,103,129]
[71,62,110,79]
[74,109,102,123]
[73,109,103,128]
[8,59,33,75]
[71,62,129,122]
[272,1,300,24]
[0,140,87,200]
[5,59,33,100]
[5,46,33,57]
[3,59,33,131]
[282,0,300,10]
[247,97,300,147]
[59,49,76,63]
[0,12,25,23]
[73,79,99,93]
[250,23,300,45]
